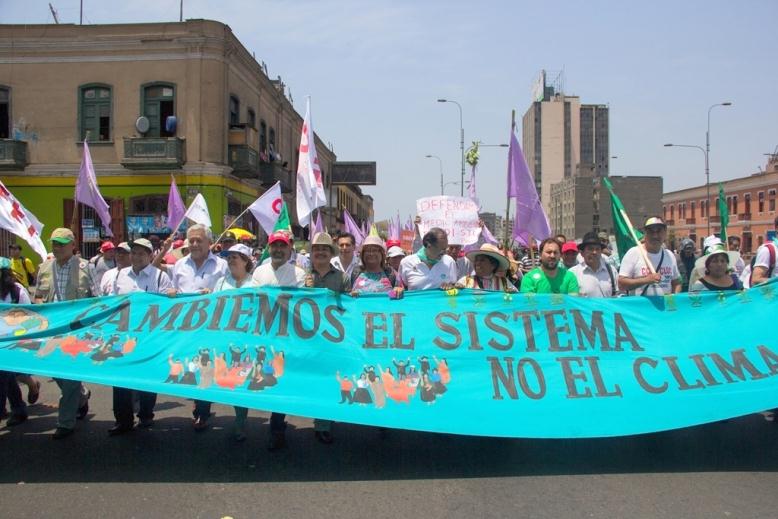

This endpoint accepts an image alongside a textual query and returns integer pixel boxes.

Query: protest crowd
[1,207,776,448]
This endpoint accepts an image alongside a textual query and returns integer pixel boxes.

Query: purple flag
[75,141,113,236]
[308,210,325,240]
[467,164,478,203]
[167,175,185,234]
[481,223,499,245]
[343,209,365,246]
[507,129,551,244]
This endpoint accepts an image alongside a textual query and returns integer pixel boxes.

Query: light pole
[664,143,708,232]
[437,99,464,196]
[442,181,461,194]
[425,154,444,195]
[706,102,732,228]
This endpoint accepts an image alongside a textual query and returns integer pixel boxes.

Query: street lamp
[664,143,708,232]
[425,154,444,195]
[437,98,464,196]
[706,102,732,226]
[442,181,461,194]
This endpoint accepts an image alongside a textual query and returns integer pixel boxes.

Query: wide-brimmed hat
[578,232,602,251]
[361,235,386,253]
[694,242,740,275]
[50,228,75,244]
[310,232,337,254]
[465,243,509,272]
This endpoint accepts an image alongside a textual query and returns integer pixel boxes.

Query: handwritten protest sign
[416,196,481,246]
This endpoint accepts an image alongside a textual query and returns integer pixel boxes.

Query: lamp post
[437,99,464,196]
[706,102,732,229]
[425,154,444,195]
[442,181,461,194]
[664,143,708,232]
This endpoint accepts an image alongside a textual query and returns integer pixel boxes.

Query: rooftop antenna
[49,3,60,24]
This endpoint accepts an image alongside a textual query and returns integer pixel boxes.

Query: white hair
[186,224,213,243]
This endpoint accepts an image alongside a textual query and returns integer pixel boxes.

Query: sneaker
[108,423,134,436]
[193,417,209,432]
[5,414,28,427]
[27,380,41,405]
[267,431,286,451]
[314,430,333,445]
[52,427,74,440]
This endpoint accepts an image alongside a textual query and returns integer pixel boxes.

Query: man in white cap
[618,217,681,296]
[386,246,405,273]
[99,242,132,296]
[33,228,95,439]
[106,238,172,435]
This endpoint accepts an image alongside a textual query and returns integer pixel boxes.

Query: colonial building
[662,154,778,257]
[0,19,374,258]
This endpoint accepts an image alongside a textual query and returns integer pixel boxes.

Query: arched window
[79,84,112,141]
[141,83,175,138]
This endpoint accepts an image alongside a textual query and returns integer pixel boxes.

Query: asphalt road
[2,379,778,519]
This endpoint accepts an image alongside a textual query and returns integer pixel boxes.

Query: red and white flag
[0,181,47,261]
[295,97,327,228]
[248,181,283,235]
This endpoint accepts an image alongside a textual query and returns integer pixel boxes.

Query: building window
[269,127,276,153]
[259,120,267,152]
[229,95,240,127]
[142,83,175,138]
[732,195,738,214]
[691,201,695,216]
[670,205,675,219]
[744,193,751,215]
[0,86,9,139]
[79,84,112,141]
[663,206,667,219]
[247,108,256,129]
[770,190,776,212]
[758,191,765,212]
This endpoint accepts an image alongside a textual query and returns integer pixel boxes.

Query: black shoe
[314,431,333,444]
[267,431,287,451]
[137,418,154,428]
[5,414,28,427]
[193,416,209,432]
[0,409,8,421]
[27,380,41,405]
[52,427,74,440]
[108,423,134,436]
[76,402,89,420]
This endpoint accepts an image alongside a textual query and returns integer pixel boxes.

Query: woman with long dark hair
[0,257,31,426]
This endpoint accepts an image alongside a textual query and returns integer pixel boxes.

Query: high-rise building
[522,71,609,221]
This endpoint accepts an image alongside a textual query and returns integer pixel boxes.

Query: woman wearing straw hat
[456,244,517,292]
[689,241,742,292]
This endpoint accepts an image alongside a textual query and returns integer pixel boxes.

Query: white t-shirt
[252,262,306,288]
[399,253,458,291]
[618,246,680,296]
[752,242,778,281]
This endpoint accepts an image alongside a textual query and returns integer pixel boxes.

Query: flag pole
[618,209,656,275]
[504,110,515,247]
[71,131,91,235]
[212,206,253,248]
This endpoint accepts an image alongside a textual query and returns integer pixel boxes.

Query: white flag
[182,193,212,228]
[248,182,283,235]
[295,97,327,227]
[0,181,47,261]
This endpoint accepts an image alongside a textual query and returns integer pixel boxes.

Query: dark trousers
[0,371,26,416]
[270,412,286,433]
[112,387,156,426]
[193,399,212,420]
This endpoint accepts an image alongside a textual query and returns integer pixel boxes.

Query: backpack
[19,256,35,286]
[749,242,776,286]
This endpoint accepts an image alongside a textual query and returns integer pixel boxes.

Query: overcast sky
[5,0,777,224]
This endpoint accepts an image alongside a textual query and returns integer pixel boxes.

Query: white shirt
[331,255,360,277]
[110,264,172,295]
[2,283,31,304]
[214,273,258,292]
[619,246,680,296]
[570,260,617,298]
[100,267,120,296]
[252,262,306,288]
[753,241,778,280]
[171,253,228,293]
[399,253,458,291]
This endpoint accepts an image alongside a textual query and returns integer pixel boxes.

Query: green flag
[259,202,292,263]
[717,183,728,244]
[602,177,643,259]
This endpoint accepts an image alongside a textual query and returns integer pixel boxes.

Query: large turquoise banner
[1,283,778,438]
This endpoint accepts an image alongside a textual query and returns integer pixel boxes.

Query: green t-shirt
[520,266,579,295]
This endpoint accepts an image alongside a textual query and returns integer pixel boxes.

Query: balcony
[0,139,28,170]
[228,124,259,150]
[685,217,696,225]
[228,145,259,179]
[260,161,292,193]
[738,213,752,221]
[121,137,185,170]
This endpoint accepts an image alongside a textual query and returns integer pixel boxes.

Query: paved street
[2,379,778,519]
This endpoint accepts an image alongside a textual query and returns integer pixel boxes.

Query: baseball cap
[644,216,667,229]
[225,243,253,259]
[100,241,116,253]
[222,231,237,242]
[116,242,131,253]
[387,246,406,258]
[268,231,291,246]
[50,228,75,244]
[562,241,578,254]
[130,238,154,252]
